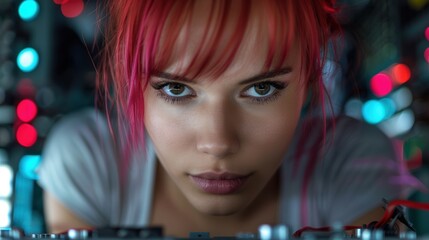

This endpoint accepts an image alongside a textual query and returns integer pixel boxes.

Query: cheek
[245,113,299,166]
[144,93,193,157]
[241,93,304,167]
[145,111,191,148]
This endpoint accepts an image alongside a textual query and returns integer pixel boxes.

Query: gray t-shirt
[37,109,418,232]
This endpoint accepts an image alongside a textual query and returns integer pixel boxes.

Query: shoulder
[302,115,390,141]
[333,116,389,140]
[328,116,395,158]
[40,108,117,173]
[318,115,403,186]
[294,115,394,156]
[44,108,115,154]
[292,115,399,177]
[38,108,120,226]
[48,108,108,140]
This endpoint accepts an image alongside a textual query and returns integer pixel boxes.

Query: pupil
[169,84,184,95]
[255,83,270,95]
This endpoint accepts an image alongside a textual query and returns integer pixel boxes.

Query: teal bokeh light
[19,155,41,180]
[362,100,386,124]
[17,48,39,72]
[18,0,40,21]
[379,98,396,119]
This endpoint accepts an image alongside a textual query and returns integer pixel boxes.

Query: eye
[150,81,196,104]
[161,83,193,97]
[249,82,274,96]
[243,81,285,98]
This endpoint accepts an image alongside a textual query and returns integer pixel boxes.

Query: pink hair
[97,0,341,226]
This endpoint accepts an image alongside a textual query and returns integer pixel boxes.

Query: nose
[195,99,240,159]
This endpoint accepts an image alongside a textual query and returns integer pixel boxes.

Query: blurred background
[0,0,428,235]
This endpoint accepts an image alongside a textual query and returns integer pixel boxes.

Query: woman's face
[144,2,306,216]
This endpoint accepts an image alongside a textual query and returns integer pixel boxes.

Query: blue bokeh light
[19,155,41,180]
[18,0,40,21]
[362,100,386,124]
[17,48,39,72]
[379,98,396,119]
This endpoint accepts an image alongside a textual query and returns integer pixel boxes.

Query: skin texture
[43,1,389,237]
[144,49,305,237]
[143,2,305,236]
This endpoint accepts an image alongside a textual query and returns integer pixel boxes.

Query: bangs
[100,0,339,154]
[148,1,296,79]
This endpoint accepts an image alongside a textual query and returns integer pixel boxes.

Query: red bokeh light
[17,79,36,98]
[53,0,69,4]
[425,48,429,63]
[61,0,84,18]
[425,27,429,41]
[17,99,38,122]
[16,123,37,147]
[370,73,393,97]
[391,63,411,84]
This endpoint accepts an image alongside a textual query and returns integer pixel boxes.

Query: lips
[189,172,250,194]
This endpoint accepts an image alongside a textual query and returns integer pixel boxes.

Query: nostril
[196,141,239,158]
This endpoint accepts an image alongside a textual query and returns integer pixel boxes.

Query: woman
[37,0,417,237]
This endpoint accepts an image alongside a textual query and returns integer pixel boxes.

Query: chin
[189,194,251,216]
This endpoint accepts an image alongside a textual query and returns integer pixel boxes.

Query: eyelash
[151,81,195,104]
[243,81,287,104]
[150,80,287,105]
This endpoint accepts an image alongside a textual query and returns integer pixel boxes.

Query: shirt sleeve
[318,116,421,226]
[36,109,120,226]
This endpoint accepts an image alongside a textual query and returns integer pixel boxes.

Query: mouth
[188,172,251,195]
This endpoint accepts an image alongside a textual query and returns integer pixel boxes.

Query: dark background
[0,0,428,235]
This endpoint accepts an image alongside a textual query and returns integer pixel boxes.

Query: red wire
[293,226,329,237]
[294,200,429,237]
[374,199,429,228]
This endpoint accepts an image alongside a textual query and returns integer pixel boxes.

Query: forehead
[154,1,298,78]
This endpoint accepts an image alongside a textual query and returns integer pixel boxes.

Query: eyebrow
[153,67,292,84]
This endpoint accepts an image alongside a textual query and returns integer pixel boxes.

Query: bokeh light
[391,63,411,84]
[391,87,413,111]
[0,165,13,198]
[17,79,36,98]
[17,48,39,72]
[53,0,69,4]
[425,26,429,41]
[16,123,37,147]
[19,155,41,180]
[379,109,415,137]
[0,199,11,227]
[17,99,38,122]
[362,100,386,124]
[258,225,272,240]
[370,73,393,97]
[408,0,428,10]
[425,47,429,63]
[344,98,363,119]
[61,0,84,18]
[18,0,40,21]
[379,98,396,119]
